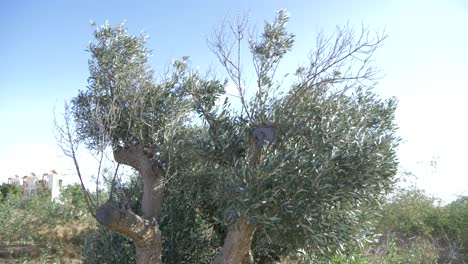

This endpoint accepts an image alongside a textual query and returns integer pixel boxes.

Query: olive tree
[57,10,399,264]
[56,22,196,263]
[185,10,399,263]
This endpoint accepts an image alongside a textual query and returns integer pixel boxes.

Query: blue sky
[0,0,467,201]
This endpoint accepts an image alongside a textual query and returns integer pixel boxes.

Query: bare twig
[108,163,121,201]
[208,14,253,122]
[277,25,386,124]
[54,103,96,218]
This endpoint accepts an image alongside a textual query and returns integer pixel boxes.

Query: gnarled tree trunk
[96,144,164,264]
[212,218,257,264]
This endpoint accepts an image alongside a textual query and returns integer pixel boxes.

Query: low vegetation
[0,184,94,263]
[312,188,467,263]
[2,180,465,263]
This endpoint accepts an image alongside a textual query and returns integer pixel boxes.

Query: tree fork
[113,144,165,219]
[111,144,165,263]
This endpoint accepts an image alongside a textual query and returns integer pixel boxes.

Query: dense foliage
[66,10,400,263]
[72,22,192,161]
[82,226,136,264]
[180,10,399,260]
[0,183,21,200]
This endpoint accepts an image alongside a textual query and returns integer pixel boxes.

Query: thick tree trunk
[96,202,162,263]
[212,218,256,264]
[95,144,164,264]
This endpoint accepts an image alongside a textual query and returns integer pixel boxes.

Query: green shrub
[367,188,467,263]
[434,196,468,263]
[81,226,136,264]
[377,188,438,238]
[59,184,89,221]
[0,183,21,201]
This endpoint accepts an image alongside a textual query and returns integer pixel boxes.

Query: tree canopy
[60,10,399,264]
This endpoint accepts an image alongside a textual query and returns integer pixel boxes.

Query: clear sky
[0,0,467,202]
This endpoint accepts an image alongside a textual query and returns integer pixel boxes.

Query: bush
[377,188,439,238]
[0,183,21,201]
[366,188,467,263]
[433,196,468,263]
[59,184,89,221]
[81,226,136,264]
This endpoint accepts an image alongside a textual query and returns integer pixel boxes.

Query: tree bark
[95,144,164,264]
[212,218,256,264]
[96,202,162,263]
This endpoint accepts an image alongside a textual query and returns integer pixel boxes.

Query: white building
[22,173,38,196]
[7,170,69,200]
[7,175,21,186]
[43,170,66,200]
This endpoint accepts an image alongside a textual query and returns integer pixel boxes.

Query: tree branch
[96,201,161,248]
[278,25,386,124]
[113,144,163,177]
[208,14,253,122]
[54,103,96,218]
